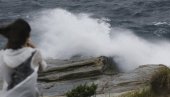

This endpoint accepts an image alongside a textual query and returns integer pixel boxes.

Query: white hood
[2,47,35,68]
[0,47,45,97]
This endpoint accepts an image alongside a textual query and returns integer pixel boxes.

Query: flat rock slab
[96,64,165,94]
[38,56,168,96]
[39,56,117,82]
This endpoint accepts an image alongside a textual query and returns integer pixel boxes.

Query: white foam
[30,8,170,71]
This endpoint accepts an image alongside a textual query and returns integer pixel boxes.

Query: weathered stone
[38,63,169,97]
[38,56,118,82]
[96,64,167,94]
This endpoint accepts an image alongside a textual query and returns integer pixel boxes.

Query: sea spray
[30,8,170,71]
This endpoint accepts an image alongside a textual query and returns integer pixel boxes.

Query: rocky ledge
[38,56,170,97]
[38,56,118,82]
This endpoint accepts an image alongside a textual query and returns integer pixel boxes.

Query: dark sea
[1,0,170,70]
[1,0,170,39]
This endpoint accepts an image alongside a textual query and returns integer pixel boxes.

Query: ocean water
[1,0,170,71]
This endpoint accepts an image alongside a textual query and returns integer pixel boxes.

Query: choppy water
[1,0,170,39]
[1,0,170,70]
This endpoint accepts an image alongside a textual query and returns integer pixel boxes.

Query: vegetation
[120,66,170,97]
[66,83,97,97]
[66,66,170,97]
[150,67,170,95]
[120,87,154,97]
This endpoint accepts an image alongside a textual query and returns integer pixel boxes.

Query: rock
[38,56,118,96]
[38,55,170,97]
[96,64,167,94]
[38,56,118,82]
[100,56,120,75]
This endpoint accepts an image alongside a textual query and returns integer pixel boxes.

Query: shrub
[66,83,97,97]
[120,87,154,97]
[150,67,170,95]
[120,66,170,97]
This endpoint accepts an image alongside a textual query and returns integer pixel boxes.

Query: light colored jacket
[0,47,47,97]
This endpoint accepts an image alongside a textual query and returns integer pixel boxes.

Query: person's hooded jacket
[0,47,47,97]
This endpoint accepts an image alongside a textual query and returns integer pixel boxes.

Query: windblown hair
[0,19,31,50]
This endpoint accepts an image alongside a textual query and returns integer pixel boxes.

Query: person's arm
[0,50,8,91]
[0,50,4,80]
[2,80,8,91]
[32,50,47,71]
[25,38,36,48]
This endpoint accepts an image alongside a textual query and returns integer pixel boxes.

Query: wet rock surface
[38,57,169,97]
[38,56,118,96]
[39,56,118,82]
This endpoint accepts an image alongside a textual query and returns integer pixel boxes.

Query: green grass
[120,66,170,97]
[66,66,170,97]
[150,67,170,95]
[66,83,97,97]
[119,87,154,97]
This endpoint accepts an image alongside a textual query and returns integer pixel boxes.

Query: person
[0,19,47,97]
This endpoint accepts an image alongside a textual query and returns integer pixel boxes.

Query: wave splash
[30,8,170,71]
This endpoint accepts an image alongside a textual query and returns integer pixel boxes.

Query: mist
[30,8,170,71]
